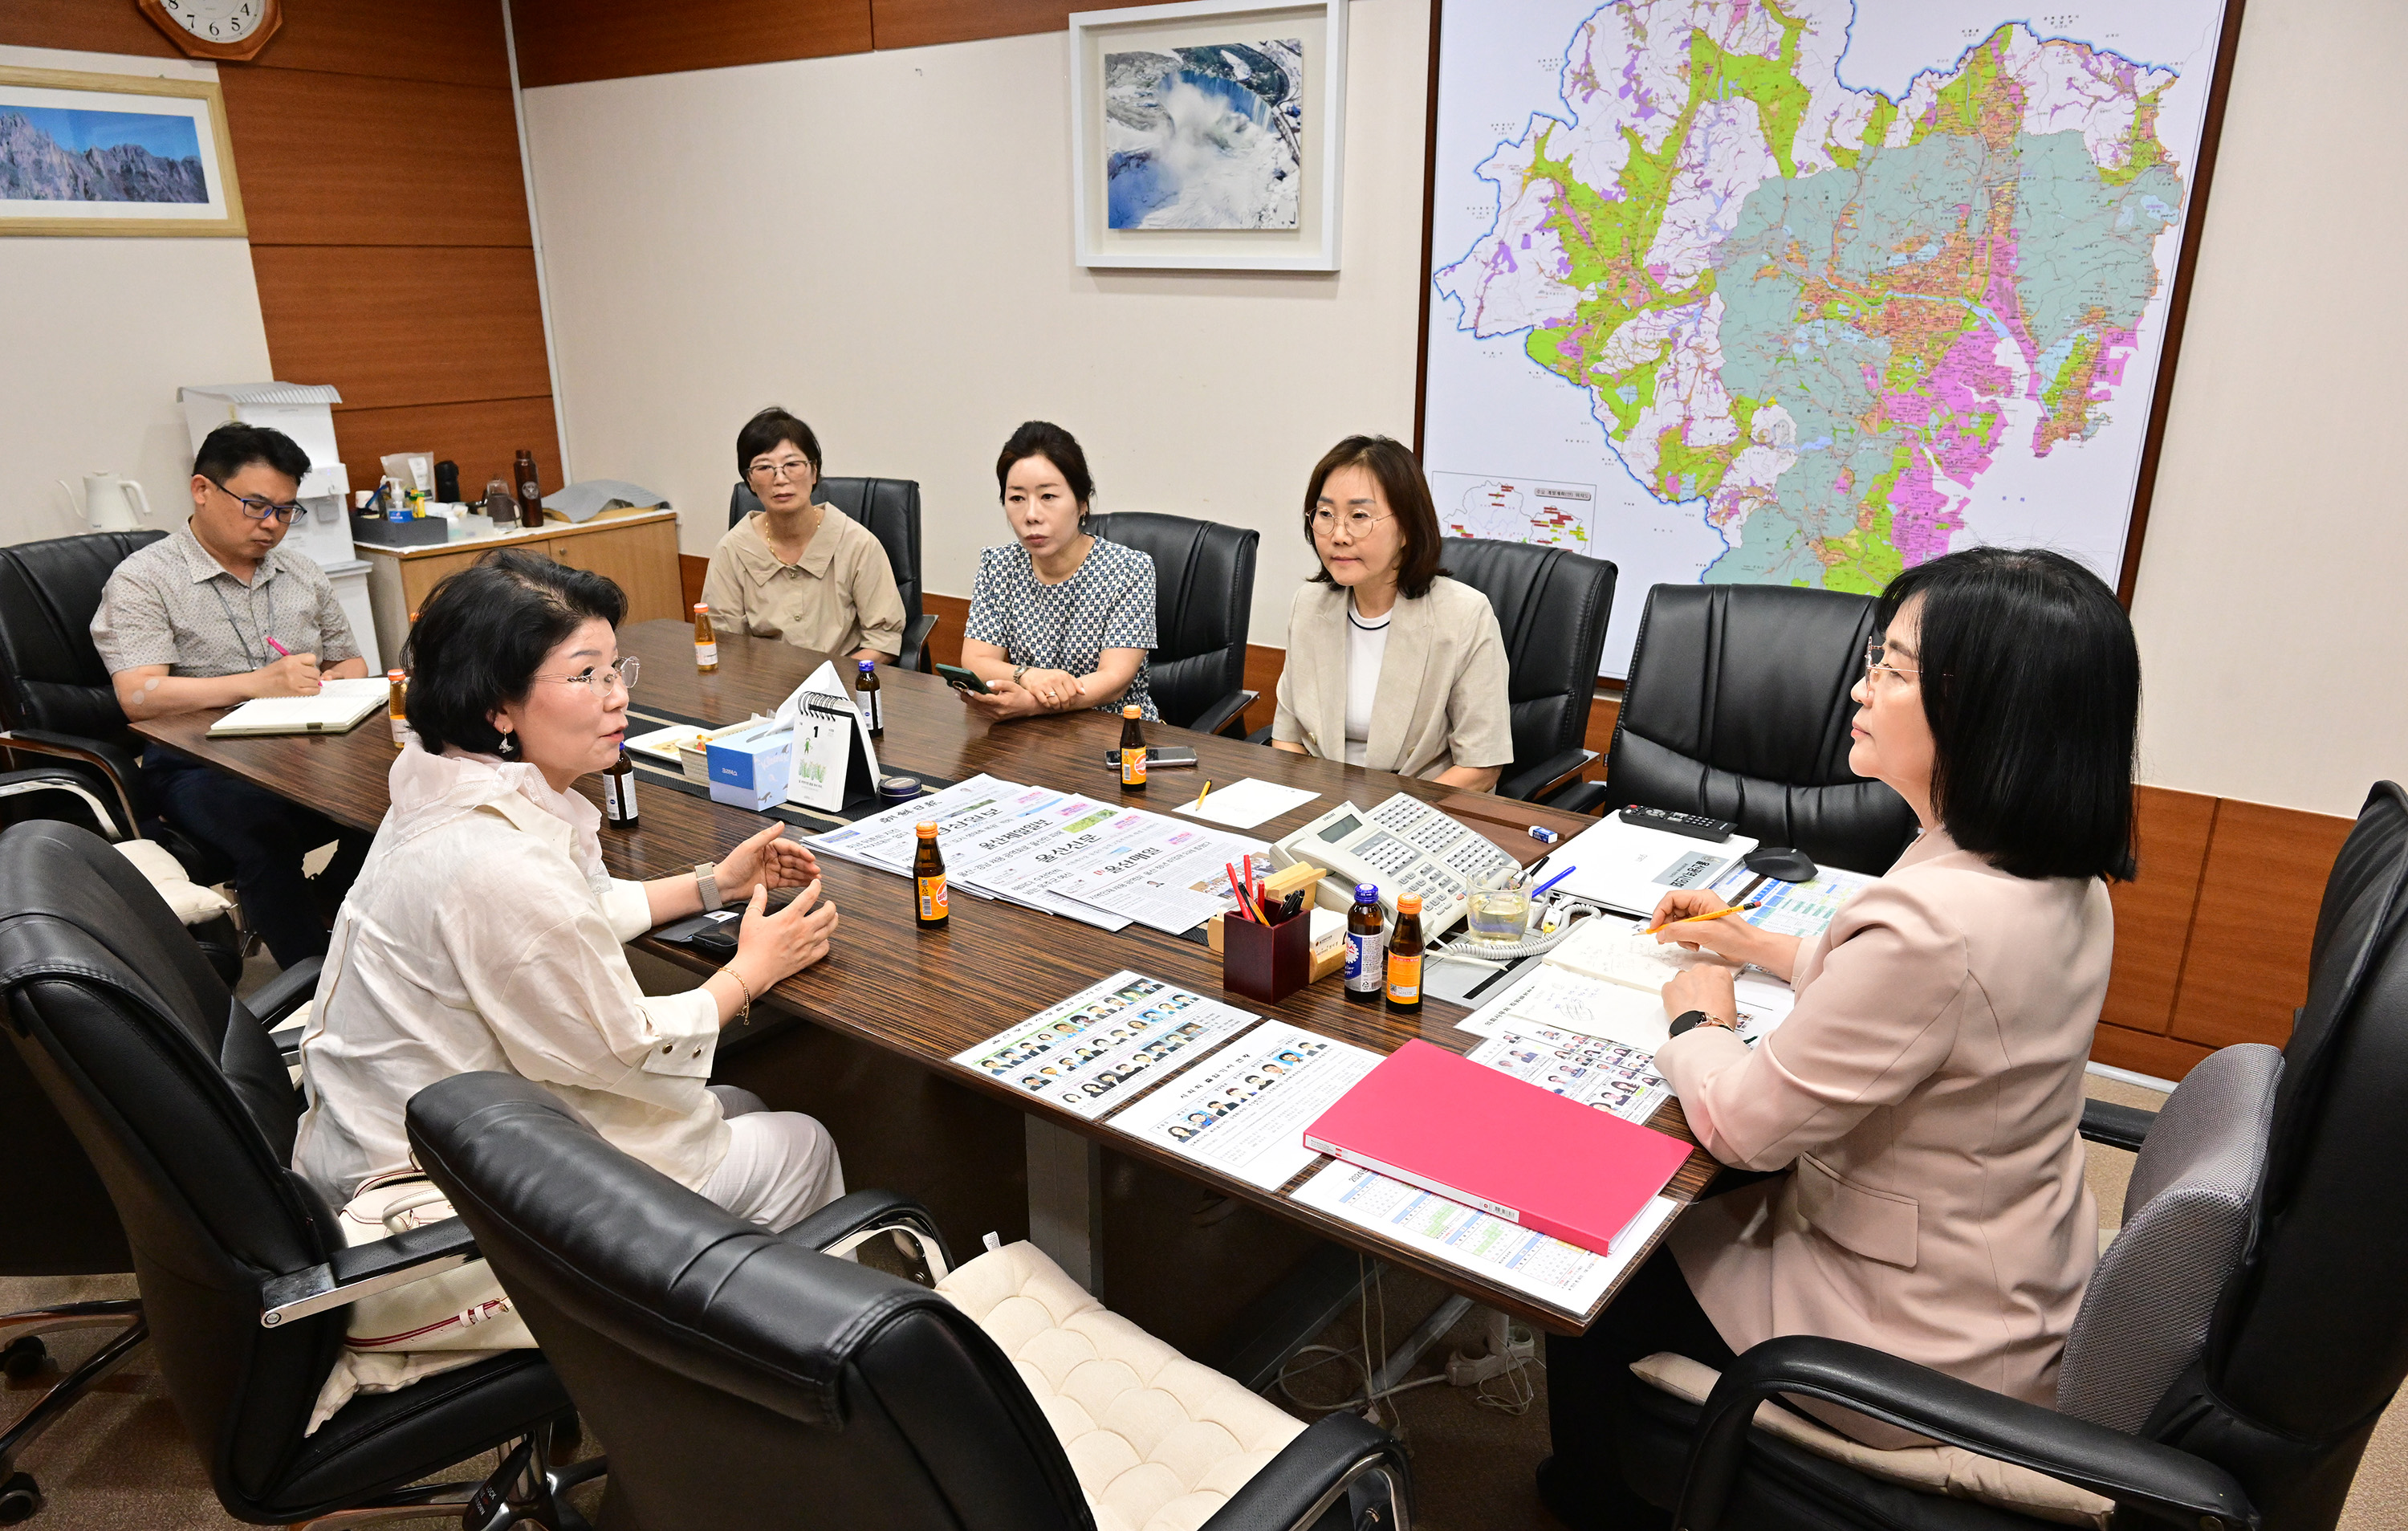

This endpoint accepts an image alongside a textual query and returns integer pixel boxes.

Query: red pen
[1224,862,1256,922]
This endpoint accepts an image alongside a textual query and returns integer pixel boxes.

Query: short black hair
[1304,435,1448,600]
[193,422,310,485]
[736,408,823,478]
[405,550,626,755]
[1877,547,2139,882]
[996,421,1095,517]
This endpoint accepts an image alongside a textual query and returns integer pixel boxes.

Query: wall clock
[136,0,283,63]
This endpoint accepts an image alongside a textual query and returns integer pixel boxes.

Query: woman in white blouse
[1271,436,1513,788]
[293,550,845,1232]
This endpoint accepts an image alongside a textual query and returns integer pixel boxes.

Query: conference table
[133,620,1721,1339]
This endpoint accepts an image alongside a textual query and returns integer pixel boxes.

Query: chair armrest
[2081,1098,2156,1153]
[1674,1335,2257,1531]
[1187,690,1257,740]
[0,768,130,841]
[899,611,939,675]
[247,955,323,1028]
[782,1189,954,1282]
[1199,1411,1412,1531]
[1537,778,1611,816]
[0,730,142,837]
[1499,748,1595,804]
[259,1218,481,1329]
[1247,725,1274,747]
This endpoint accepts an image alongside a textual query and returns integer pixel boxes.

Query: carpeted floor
[6,1072,2402,1529]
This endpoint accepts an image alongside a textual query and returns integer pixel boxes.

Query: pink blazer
[1654,828,2112,1448]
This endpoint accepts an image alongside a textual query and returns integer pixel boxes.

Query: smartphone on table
[936,663,993,695]
[1096,746,1200,769]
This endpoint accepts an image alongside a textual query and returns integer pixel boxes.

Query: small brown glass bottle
[513,449,544,529]
[385,669,409,749]
[1385,894,1425,1015]
[1344,882,1385,1004]
[1119,703,1148,790]
[913,821,948,929]
[602,747,640,831]
[856,659,883,736]
[693,603,718,671]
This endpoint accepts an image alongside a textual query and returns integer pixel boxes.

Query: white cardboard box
[706,725,792,812]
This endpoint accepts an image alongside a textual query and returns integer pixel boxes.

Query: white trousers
[698,1087,845,1232]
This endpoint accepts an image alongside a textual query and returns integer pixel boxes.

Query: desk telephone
[1271,793,1520,938]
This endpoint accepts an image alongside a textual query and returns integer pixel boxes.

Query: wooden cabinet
[357,510,681,665]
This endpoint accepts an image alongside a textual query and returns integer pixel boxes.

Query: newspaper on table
[1046,822,1268,934]
[942,796,1133,930]
[803,774,1015,868]
[964,805,1169,928]
[1709,861,1878,939]
[1466,1023,1671,1126]
[1293,1162,1682,1316]
[1104,1022,1380,1190]
[950,971,1256,1122]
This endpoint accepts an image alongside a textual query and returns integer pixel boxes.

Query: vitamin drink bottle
[1120,704,1147,789]
[856,659,883,735]
[1344,882,1385,1004]
[1385,894,1425,1014]
[386,670,408,748]
[602,747,640,831]
[913,822,948,929]
[693,604,718,671]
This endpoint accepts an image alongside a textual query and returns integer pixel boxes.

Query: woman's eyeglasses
[1309,508,1392,535]
[534,657,641,694]
[747,459,814,483]
[206,477,304,523]
[1863,638,1920,688]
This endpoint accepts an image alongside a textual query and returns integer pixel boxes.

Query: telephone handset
[1271,793,1520,938]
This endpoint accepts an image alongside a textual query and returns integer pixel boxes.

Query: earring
[495,730,514,757]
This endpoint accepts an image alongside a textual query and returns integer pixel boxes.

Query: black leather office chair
[1620,780,2408,1531]
[409,1071,1413,1531]
[729,478,938,671]
[1609,583,1918,873]
[1086,511,1259,736]
[0,821,597,1527]
[1438,538,1618,805]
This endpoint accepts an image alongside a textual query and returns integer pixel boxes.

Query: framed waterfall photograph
[1068,0,1345,271]
[0,65,247,237]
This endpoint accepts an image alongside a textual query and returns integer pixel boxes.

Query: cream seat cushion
[1633,1352,2113,1530]
[112,838,234,926]
[937,1241,1306,1531]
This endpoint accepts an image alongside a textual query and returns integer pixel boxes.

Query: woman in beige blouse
[1540,547,2143,1529]
[701,408,906,663]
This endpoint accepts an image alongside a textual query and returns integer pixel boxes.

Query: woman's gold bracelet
[721,966,754,1023]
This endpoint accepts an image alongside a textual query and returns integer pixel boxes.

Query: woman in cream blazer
[1539,547,2143,1529]
[1271,436,1512,788]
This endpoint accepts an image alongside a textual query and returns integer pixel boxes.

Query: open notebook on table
[206,677,391,737]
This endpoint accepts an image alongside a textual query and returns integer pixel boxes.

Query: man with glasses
[90,422,372,968]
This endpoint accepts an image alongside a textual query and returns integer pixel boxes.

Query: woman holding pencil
[1540,547,2142,1529]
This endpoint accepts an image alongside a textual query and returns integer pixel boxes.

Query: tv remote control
[1618,804,1735,842]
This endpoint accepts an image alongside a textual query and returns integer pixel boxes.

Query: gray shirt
[964,536,1158,719]
[91,523,361,678]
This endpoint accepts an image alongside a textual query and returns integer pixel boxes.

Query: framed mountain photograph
[0,65,246,238]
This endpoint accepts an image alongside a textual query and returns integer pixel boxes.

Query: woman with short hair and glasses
[1537,547,2144,1530]
[700,406,906,663]
[1270,435,1511,789]
[294,550,847,1241]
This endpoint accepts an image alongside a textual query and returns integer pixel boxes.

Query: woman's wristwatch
[1011,664,1030,687]
[1669,1009,1739,1038]
[694,861,722,912]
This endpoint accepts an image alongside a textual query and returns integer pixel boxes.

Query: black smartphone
[935,662,993,695]
[1098,746,1200,768]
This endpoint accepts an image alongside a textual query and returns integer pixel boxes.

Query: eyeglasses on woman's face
[533,656,640,695]
[1309,507,1393,537]
[207,477,305,522]
[747,456,815,483]
[1863,637,1920,689]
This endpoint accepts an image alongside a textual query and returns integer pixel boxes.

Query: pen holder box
[1221,910,1312,1005]
[1209,910,1348,983]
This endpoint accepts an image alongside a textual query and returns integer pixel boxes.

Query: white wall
[2123,0,2408,818]
[522,0,2405,819]
[520,0,1431,648]
[0,47,274,548]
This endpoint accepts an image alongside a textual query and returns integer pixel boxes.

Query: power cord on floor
[1272,1260,1446,1434]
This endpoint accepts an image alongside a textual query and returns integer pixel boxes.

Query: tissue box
[706,725,791,810]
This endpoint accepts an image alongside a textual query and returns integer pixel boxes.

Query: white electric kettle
[58,473,153,533]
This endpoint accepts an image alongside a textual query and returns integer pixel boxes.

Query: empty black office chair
[1609,583,1918,873]
[1620,780,2408,1531]
[1438,538,1618,805]
[409,1071,1411,1531]
[0,820,596,1527]
[1086,511,1259,736]
[729,478,938,671]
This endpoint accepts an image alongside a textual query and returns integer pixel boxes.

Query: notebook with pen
[1300,1038,1693,1256]
[205,678,390,737]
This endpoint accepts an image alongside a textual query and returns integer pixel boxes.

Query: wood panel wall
[1,2,562,503]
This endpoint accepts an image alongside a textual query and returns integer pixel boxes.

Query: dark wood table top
[135,620,1714,1330]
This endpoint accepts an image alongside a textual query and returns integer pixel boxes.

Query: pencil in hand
[1643,898,1764,935]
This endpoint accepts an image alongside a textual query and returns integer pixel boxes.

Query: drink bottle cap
[916,821,938,838]
[387,669,404,679]
[694,603,710,613]
[1355,883,1378,903]
[1122,704,1141,719]
[1398,894,1423,914]
[858,659,875,673]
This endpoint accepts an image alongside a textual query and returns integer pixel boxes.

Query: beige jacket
[1271,577,1513,780]
[1655,829,2111,1447]
[702,506,906,658]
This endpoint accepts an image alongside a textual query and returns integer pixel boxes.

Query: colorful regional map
[1421,0,2231,675]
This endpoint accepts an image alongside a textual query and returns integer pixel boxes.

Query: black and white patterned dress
[964,536,1157,719]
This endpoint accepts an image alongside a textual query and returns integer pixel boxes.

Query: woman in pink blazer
[1540,547,2142,1529]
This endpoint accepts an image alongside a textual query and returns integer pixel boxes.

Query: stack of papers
[1106,1022,1381,1190]
[950,971,1256,1120]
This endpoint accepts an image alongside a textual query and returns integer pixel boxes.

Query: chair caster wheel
[1,1338,47,1381]
[0,1472,42,1525]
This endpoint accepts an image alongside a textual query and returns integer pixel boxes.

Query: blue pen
[1531,865,1576,898]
